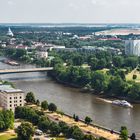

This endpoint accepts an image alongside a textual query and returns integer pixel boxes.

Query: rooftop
[0,85,23,94]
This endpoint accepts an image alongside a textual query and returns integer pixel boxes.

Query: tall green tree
[48,103,57,112]
[41,100,48,110]
[16,122,35,140]
[25,92,36,104]
[119,126,128,140]
[91,71,109,93]
[85,116,92,125]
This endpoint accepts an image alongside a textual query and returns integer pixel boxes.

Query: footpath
[46,112,120,140]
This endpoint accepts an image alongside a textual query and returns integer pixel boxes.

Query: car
[35,129,43,135]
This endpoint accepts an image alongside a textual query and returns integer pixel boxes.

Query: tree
[83,135,95,140]
[41,100,48,110]
[85,116,92,125]
[108,76,125,96]
[70,126,84,140]
[16,122,35,140]
[48,103,57,112]
[36,99,40,106]
[89,57,98,70]
[72,55,84,66]
[0,110,14,130]
[124,57,138,69]
[97,59,107,69]
[38,119,50,132]
[14,49,27,60]
[2,110,14,129]
[25,92,36,104]
[128,83,140,100]
[74,116,79,122]
[50,122,61,136]
[73,114,76,119]
[58,121,69,136]
[113,56,124,68]
[130,133,136,140]
[91,71,109,93]
[119,126,128,140]
[133,74,137,80]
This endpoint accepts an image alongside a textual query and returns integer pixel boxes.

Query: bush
[48,103,57,112]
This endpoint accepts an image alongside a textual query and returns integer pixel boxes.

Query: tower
[7,27,14,37]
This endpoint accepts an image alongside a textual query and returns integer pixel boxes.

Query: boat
[2,59,20,66]
[112,100,133,108]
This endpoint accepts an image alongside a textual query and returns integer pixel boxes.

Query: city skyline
[0,0,140,23]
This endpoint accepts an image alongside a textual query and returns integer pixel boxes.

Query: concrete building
[0,85,24,112]
[36,51,48,59]
[125,39,140,56]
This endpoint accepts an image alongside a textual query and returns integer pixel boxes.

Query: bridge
[0,67,53,74]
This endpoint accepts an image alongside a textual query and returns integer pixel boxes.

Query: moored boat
[2,59,20,66]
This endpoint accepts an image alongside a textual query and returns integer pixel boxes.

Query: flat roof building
[0,85,24,112]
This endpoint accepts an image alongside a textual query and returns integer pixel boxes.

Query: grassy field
[126,69,140,82]
[0,133,17,140]
[56,138,65,140]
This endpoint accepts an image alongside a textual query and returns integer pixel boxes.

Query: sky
[0,0,140,23]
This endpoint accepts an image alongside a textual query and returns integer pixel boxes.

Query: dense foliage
[15,106,105,140]
[16,122,35,140]
[0,110,14,131]
[48,50,140,100]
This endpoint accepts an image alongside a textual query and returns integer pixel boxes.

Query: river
[0,57,140,138]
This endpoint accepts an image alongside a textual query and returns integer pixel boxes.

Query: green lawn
[126,69,140,82]
[56,138,65,140]
[0,133,17,140]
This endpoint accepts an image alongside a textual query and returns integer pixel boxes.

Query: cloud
[69,3,79,10]
[91,0,97,5]
[7,0,15,5]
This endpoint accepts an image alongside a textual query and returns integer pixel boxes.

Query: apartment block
[0,85,24,112]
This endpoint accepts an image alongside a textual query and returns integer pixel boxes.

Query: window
[10,105,12,107]
[20,104,22,106]
[20,96,22,99]
[10,101,12,103]
[9,97,12,99]
[20,100,22,102]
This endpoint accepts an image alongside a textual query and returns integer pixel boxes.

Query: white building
[36,51,48,59]
[0,85,24,112]
[125,39,140,56]
[7,28,14,37]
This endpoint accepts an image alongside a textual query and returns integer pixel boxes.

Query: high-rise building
[7,27,14,37]
[125,39,140,56]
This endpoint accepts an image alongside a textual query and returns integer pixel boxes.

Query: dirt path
[46,112,119,140]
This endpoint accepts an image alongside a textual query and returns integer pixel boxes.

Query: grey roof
[0,85,23,93]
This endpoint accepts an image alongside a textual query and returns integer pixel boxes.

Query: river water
[0,57,140,138]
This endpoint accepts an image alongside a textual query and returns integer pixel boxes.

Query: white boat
[112,100,133,108]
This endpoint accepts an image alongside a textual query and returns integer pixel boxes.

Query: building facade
[36,51,48,59]
[0,85,24,112]
[125,39,140,56]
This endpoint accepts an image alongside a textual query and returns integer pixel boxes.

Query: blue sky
[0,0,140,23]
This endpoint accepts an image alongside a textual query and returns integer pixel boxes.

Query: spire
[7,27,14,37]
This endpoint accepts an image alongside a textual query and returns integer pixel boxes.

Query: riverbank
[25,103,120,140]
[46,111,120,140]
[50,74,140,104]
